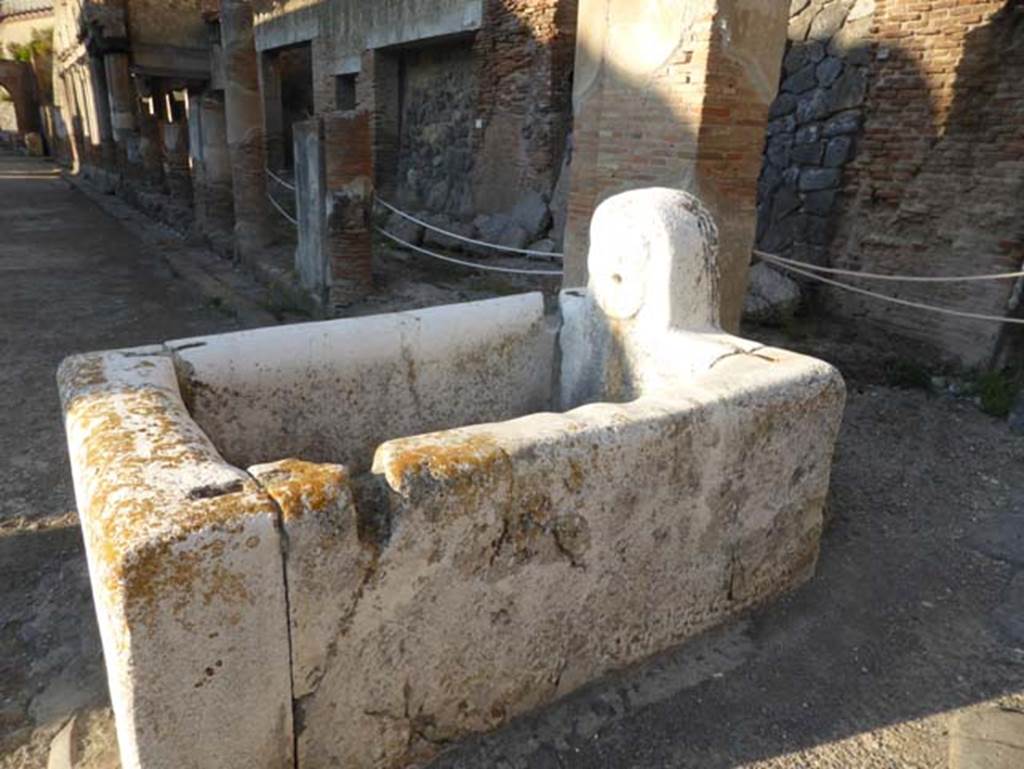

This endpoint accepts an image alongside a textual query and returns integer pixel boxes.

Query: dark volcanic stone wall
[756,0,1024,368]
[395,40,477,218]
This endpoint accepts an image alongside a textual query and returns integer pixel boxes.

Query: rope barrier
[265,168,296,192]
[375,197,564,259]
[755,249,1024,283]
[764,257,1024,325]
[375,226,563,276]
[267,191,297,226]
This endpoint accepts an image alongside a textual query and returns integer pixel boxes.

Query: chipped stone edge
[57,347,295,769]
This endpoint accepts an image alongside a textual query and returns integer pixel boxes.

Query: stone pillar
[564,0,789,332]
[162,118,192,203]
[259,51,285,171]
[159,93,192,203]
[192,92,235,239]
[104,52,140,177]
[87,55,117,173]
[293,117,326,306]
[135,79,165,189]
[220,0,272,261]
[56,73,80,170]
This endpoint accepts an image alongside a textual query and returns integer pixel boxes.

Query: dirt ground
[1,153,1022,768]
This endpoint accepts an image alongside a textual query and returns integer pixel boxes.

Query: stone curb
[61,169,280,329]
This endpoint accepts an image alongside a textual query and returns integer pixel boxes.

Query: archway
[0,83,17,132]
[0,60,40,135]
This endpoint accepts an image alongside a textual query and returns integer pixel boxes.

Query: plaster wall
[0,13,52,50]
[253,0,482,59]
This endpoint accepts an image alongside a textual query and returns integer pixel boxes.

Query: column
[87,55,116,172]
[220,0,272,261]
[104,52,141,178]
[194,91,235,238]
[563,0,789,331]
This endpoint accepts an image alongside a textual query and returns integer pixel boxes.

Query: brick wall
[758,0,1024,368]
[831,0,1024,367]
[564,0,789,330]
[323,107,373,307]
[470,0,578,213]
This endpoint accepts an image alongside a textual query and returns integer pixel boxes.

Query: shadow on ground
[426,374,1024,768]
[2,152,1023,767]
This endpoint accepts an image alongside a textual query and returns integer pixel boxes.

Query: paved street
[1,152,1023,768]
[0,153,274,767]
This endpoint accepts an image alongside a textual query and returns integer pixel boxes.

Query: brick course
[831,0,1024,367]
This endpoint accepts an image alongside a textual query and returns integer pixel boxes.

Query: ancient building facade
[0,1,54,143]
[757,0,1024,368]
[252,0,577,218]
[51,0,208,208]
[242,0,580,309]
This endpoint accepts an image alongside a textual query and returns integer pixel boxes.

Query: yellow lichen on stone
[250,459,350,522]
[60,352,280,628]
[377,432,508,494]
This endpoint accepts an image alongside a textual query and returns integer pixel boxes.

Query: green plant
[976,369,1019,418]
[886,359,932,390]
[5,29,53,63]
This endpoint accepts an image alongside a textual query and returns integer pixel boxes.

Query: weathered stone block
[799,167,841,191]
[829,15,873,63]
[808,2,850,41]
[792,141,826,165]
[60,189,845,769]
[381,211,421,245]
[824,135,854,167]
[768,113,798,138]
[816,56,844,87]
[509,191,552,240]
[822,109,863,137]
[783,40,825,75]
[789,3,817,40]
[770,92,799,119]
[772,184,802,222]
[824,67,868,115]
[795,123,822,145]
[803,189,839,215]
[796,90,830,123]
[782,62,819,94]
[744,261,802,324]
[423,214,474,252]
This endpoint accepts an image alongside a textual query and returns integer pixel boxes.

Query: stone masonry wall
[395,38,477,217]
[757,0,873,267]
[757,0,1024,368]
[470,0,578,214]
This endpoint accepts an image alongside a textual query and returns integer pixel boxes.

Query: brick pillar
[104,52,140,178]
[564,0,789,331]
[363,49,400,200]
[323,111,373,307]
[220,0,272,261]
